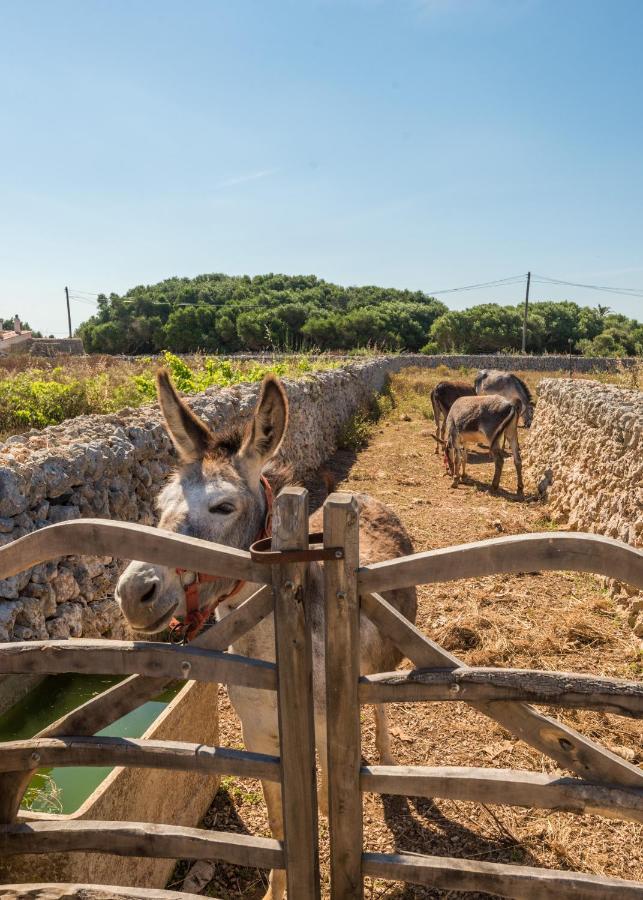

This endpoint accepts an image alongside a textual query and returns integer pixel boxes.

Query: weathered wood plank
[362,852,643,898]
[272,487,321,900]
[359,531,643,594]
[0,519,269,585]
[361,592,643,789]
[0,820,284,869]
[0,586,274,824]
[0,884,209,899]
[0,639,276,691]
[0,736,280,782]
[359,666,643,718]
[360,765,643,823]
[324,493,363,900]
[41,585,274,739]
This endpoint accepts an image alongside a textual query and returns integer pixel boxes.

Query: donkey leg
[260,779,286,900]
[450,448,460,487]
[508,431,524,495]
[491,446,504,492]
[374,704,396,764]
[240,719,286,900]
[461,447,468,482]
[434,411,441,454]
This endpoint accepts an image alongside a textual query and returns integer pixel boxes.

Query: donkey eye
[209,502,235,515]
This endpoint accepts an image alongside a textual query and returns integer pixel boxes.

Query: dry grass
[174,366,642,899]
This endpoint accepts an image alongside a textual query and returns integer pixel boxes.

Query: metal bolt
[284,581,295,591]
[181,660,192,676]
[334,549,343,559]
[31,752,40,764]
[336,591,346,600]
[450,684,460,694]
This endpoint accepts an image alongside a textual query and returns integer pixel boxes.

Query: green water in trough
[0,674,180,814]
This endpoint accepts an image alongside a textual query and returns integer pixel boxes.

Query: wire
[67,288,103,297]
[426,275,527,295]
[68,296,98,307]
[532,274,643,299]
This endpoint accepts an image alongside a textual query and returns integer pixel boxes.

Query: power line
[426,274,527,296]
[68,296,98,307]
[532,274,643,299]
[67,287,103,297]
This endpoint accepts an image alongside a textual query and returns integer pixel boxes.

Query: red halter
[170,474,273,644]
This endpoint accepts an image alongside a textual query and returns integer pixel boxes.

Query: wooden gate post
[271,486,320,899]
[324,493,363,900]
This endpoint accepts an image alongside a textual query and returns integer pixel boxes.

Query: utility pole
[65,286,72,338]
[521,271,531,354]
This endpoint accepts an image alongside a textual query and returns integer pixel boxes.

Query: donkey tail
[490,404,518,450]
[430,389,438,423]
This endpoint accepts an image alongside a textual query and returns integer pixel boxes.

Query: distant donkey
[475,369,534,427]
[433,394,524,496]
[430,380,476,453]
[115,371,417,900]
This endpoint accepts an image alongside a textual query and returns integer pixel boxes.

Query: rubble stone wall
[525,378,642,636]
[0,361,392,642]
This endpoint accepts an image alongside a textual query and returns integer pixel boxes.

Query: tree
[163,306,219,352]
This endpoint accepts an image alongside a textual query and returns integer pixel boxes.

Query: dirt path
[173,370,642,899]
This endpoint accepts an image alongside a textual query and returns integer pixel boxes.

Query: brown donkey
[433,394,524,496]
[430,380,476,453]
[116,372,417,900]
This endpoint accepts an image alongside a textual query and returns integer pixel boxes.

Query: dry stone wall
[525,379,643,635]
[0,360,392,643]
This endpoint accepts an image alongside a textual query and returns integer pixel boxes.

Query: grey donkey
[116,371,417,900]
[475,369,534,427]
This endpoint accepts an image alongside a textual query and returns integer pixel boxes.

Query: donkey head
[430,433,454,476]
[115,371,288,634]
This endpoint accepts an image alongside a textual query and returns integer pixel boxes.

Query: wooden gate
[323,493,643,899]
[0,487,320,900]
[0,488,642,899]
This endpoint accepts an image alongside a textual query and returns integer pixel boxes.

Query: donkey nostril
[140,584,158,604]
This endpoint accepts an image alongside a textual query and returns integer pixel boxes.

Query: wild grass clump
[337,379,396,452]
[0,352,338,439]
[22,773,63,814]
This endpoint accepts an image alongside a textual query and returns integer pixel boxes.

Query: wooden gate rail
[359,665,643,716]
[360,765,643,823]
[0,737,280,782]
[0,640,277,691]
[0,885,207,900]
[0,820,284,869]
[37,585,273,740]
[362,853,643,899]
[362,590,643,789]
[358,530,643,594]
[0,489,319,899]
[0,519,270,586]
[324,494,643,898]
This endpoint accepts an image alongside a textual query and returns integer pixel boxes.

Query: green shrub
[0,353,340,438]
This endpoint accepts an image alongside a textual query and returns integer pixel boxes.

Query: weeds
[0,352,339,439]
[22,773,63,814]
[337,378,396,451]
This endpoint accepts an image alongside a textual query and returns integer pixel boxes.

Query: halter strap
[169,474,273,644]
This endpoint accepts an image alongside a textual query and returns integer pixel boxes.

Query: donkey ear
[239,375,288,466]
[156,369,213,462]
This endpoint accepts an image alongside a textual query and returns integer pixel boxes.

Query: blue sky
[1,0,642,336]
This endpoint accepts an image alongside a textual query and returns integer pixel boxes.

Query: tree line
[76,273,643,357]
